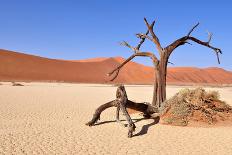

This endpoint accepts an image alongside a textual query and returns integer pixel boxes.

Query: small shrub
[161,87,232,126]
[206,90,220,100]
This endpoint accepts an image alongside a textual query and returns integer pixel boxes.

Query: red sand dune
[0,49,232,85]
[75,57,108,62]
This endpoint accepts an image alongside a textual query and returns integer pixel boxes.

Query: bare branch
[135,20,156,51]
[112,20,160,81]
[172,40,192,49]
[207,31,212,44]
[135,30,149,50]
[144,18,163,53]
[216,52,220,64]
[168,61,174,65]
[120,41,138,53]
[165,22,221,64]
[121,25,155,54]
[184,41,192,45]
[187,22,200,36]
[135,20,155,51]
[189,36,222,64]
[120,41,131,48]
[107,55,136,81]
[166,35,222,64]
[108,69,120,81]
[108,52,159,81]
[136,33,153,42]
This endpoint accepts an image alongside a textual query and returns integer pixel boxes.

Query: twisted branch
[109,19,222,82]
[136,30,149,50]
[136,33,153,42]
[207,31,212,44]
[144,18,163,53]
[188,36,222,64]
[166,23,222,64]
[107,52,158,81]
[187,22,200,37]
[110,23,160,81]
[120,41,138,53]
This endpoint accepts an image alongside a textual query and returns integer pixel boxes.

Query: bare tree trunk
[107,19,221,108]
[87,18,222,138]
[160,53,168,104]
[152,71,158,106]
[152,54,168,107]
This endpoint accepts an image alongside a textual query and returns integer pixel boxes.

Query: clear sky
[0,0,231,70]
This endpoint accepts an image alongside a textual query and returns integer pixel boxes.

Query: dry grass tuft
[160,88,232,126]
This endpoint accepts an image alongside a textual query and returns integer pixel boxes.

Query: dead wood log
[86,85,159,138]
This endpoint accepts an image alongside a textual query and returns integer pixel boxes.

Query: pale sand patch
[0,82,232,154]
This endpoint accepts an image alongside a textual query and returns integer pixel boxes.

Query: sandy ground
[0,82,232,155]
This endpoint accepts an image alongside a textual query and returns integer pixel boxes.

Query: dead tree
[86,85,159,137]
[86,18,221,137]
[108,18,221,107]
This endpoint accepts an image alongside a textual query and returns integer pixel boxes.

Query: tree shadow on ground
[133,116,160,137]
[93,116,160,137]
[94,117,148,126]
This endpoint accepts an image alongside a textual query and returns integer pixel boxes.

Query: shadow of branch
[133,116,160,137]
[94,117,148,126]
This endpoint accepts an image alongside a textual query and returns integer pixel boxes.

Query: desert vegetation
[86,18,224,138]
[108,18,221,107]
[160,88,232,126]
[1,83,232,154]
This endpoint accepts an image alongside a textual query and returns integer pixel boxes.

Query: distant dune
[0,49,232,85]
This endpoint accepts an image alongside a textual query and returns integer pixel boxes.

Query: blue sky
[0,0,231,70]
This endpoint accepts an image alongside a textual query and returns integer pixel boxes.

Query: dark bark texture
[86,85,158,138]
[108,18,221,107]
[86,19,221,138]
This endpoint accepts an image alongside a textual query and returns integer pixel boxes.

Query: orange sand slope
[0,49,232,84]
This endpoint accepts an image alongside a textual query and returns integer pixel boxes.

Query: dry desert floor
[0,82,232,155]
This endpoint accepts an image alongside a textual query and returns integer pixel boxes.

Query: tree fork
[86,85,159,138]
[107,18,221,107]
[86,18,221,138]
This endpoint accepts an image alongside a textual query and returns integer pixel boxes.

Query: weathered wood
[86,85,159,138]
[144,18,163,54]
[107,18,221,107]
[116,85,136,137]
[107,52,158,81]
[85,100,117,126]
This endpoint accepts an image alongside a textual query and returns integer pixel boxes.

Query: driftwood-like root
[116,85,136,137]
[116,106,127,127]
[85,100,117,126]
[86,85,159,138]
